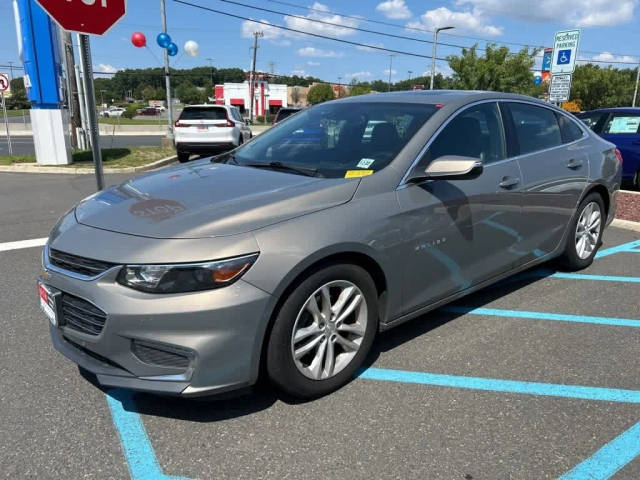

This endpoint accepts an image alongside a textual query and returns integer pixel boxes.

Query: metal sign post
[1,92,12,156]
[79,34,104,190]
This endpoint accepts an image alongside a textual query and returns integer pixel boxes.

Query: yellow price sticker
[345,170,373,178]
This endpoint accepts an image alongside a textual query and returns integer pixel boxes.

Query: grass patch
[5,109,29,117]
[0,146,175,168]
[99,117,168,125]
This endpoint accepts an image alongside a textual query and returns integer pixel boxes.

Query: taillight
[174,120,186,127]
[614,148,624,164]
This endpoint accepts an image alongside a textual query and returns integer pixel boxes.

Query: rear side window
[557,114,584,143]
[276,109,299,121]
[602,114,640,134]
[426,102,506,165]
[505,103,562,155]
[179,107,227,120]
[577,112,607,131]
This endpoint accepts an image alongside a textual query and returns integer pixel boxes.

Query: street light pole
[387,54,395,92]
[206,57,214,85]
[633,62,640,107]
[160,0,174,140]
[430,26,454,90]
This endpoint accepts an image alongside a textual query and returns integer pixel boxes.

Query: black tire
[177,150,190,163]
[266,264,378,399]
[558,192,605,271]
[634,169,640,191]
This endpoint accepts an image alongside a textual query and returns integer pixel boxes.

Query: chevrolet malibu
[39,91,622,399]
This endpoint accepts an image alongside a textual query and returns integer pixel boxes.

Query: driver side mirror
[409,155,483,182]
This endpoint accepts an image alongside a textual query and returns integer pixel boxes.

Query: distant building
[214,73,288,116]
[287,85,309,106]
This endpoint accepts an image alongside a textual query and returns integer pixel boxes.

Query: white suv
[174,105,252,163]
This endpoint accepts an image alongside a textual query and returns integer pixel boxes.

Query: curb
[611,218,640,233]
[0,155,177,175]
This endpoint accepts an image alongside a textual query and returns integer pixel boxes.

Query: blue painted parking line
[549,272,640,283]
[442,306,640,328]
[358,367,640,403]
[595,239,640,258]
[559,421,640,480]
[106,389,193,480]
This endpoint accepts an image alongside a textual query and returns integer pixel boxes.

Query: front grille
[49,248,116,277]
[61,294,107,336]
[132,342,190,368]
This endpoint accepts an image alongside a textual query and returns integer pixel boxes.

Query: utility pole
[248,31,263,123]
[387,54,395,92]
[268,61,275,75]
[633,62,640,107]
[337,76,342,97]
[206,57,215,85]
[7,61,15,80]
[431,26,454,90]
[160,0,174,140]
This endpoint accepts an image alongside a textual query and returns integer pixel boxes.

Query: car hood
[74,160,359,239]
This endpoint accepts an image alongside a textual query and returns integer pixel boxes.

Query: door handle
[567,159,583,169]
[499,177,519,189]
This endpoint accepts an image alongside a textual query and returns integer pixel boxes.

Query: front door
[396,102,525,314]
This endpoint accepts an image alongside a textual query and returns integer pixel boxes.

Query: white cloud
[356,42,385,52]
[307,61,321,66]
[291,69,306,76]
[408,7,503,36]
[579,52,639,66]
[345,71,372,78]
[297,46,343,58]
[285,2,361,38]
[457,0,636,27]
[383,69,398,75]
[94,64,118,73]
[376,0,412,20]
[241,19,291,45]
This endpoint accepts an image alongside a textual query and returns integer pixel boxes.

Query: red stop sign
[36,0,126,36]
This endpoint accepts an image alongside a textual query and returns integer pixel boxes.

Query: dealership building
[214,73,289,116]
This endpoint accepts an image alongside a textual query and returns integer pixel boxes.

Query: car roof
[579,107,640,114]
[332,90,550,109]
[183,104,227,108]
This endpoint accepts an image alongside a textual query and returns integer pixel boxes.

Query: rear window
[179,107,227,120]
[602,114,640,134]
[557,114,584,143]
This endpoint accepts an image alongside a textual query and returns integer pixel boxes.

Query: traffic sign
[35,0,126,36]
[549,74,572,103]
[0,73,9,92]
[551,29,580,74]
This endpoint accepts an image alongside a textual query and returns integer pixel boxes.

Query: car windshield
[180,107,227,120]
[230,102,438,178]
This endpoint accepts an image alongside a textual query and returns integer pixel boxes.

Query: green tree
[307,83,334,104]
[141,86,156,101]
[571,64,636,110]
[6,78,29,109]
[349,82,372,96]
[448,44,543,96]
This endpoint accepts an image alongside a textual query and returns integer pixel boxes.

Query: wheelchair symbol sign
[557,49,571,65]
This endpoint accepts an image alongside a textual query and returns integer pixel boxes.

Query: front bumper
[42,248,272,397]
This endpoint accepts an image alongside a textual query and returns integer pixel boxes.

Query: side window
[426,102,505,165]
[557,114,584,143]
[602,114,640,134]
[505,103,562,155]
[577,112,606,131]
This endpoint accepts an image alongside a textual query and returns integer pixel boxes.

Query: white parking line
[0,237,48,252]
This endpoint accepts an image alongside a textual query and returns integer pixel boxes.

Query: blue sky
[1,0,639,83]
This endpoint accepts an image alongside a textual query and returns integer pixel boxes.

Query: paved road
[0,135,163,156]
[0,171,639,479]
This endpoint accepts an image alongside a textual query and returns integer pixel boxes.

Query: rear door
[397,101,525,312]
[501,101,589,263]
[598,112,640,182]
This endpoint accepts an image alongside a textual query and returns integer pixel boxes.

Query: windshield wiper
[243,161,323,178]
[211,152,238,164]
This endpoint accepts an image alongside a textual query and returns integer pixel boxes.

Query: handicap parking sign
[557,49,571,65]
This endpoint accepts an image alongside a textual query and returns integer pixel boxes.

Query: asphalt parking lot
[0,171,639,479]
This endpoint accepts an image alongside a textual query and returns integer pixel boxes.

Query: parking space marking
[521,269,640,283]
[106,389,192,480]
[359,368,640,403]
[443,306,640,328]
[595,239,640,258]
[559,421,640,480]
[0,237,47,252]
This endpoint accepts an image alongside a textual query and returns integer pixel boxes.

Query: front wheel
[558,192,605,270]
[266,264,378,399]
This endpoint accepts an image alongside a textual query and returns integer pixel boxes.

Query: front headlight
[117,253,259,293]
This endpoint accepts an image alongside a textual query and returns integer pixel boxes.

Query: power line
[171,0,446,60]
[266,0,640,59]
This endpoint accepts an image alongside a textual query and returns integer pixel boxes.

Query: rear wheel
[558,192,605,270]
[634,169,640,190]
[177,150,190,163]
[266,264,378,399]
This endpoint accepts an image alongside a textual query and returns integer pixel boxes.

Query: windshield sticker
[357,158,375,169]
[345,170,374,178]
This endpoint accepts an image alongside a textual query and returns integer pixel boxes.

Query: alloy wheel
[575,201,601,260]
[291,280,368,380]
